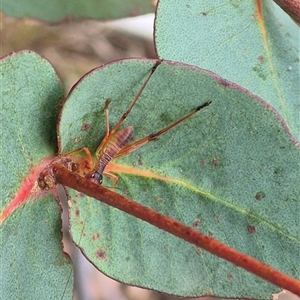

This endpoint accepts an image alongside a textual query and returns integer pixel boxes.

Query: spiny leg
[114,101,212,159]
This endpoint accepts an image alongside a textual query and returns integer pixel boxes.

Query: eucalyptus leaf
[59,59,300,298]
[0,51,73,300]
[155,0,300,140]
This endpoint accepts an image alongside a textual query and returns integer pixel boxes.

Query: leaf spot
[247,224,257,234]
[255,191,265,200]
[95,249,106,260]
[257,55,264,63]
[212,157,218,167]
[92,233,100,241]
[192,219,200,228]
[81,123,91,131]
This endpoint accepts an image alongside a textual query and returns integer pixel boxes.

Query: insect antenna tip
[196,101,212,111]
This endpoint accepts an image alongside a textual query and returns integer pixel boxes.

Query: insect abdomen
[96,126,133,174]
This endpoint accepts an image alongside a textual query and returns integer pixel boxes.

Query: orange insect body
[84,62,211,186]
[95,127,133,175]
[38,63,211,189]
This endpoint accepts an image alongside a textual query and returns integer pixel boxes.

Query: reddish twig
[274,0,300,24]
[51,163,300,296]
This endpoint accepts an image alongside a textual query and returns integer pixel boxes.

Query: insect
[83,61,211,187]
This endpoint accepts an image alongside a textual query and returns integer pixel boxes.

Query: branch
[274,0,300,24]
[49,163,300,296]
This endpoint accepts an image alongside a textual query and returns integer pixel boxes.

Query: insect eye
[86,171,103,184]
[93,172,103,184]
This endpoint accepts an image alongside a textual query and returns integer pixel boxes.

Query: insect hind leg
[114,101,212,159]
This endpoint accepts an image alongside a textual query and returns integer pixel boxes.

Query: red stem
[273,0,300,24]
[52,163,300,296]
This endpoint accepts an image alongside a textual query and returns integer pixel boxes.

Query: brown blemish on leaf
[95,249,106,260]
[75,209,80,217]
[92,233,100,241]
[192,219,200,228]
[200,160,206,166]
[247,224,257,234]
[258,55,264,62]
[81,123,91,131]
[212,157,218,167]
[255,191,266,200]
[228,273,234,280]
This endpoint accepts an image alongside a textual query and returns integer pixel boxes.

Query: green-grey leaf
[0,51,72,299]
[59,59,300,299]
[2,0,153,23]
[1,50,61,208]
[155,0,300,141]
[0,197,73,299]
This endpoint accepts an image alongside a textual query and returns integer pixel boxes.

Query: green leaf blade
[154,0,300,140]
[59,59,300,298]
[0,50,73,299]
[1,51,62,200]
[1,197,73,299]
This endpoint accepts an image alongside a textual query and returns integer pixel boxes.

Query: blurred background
[1,11,156,92]
[1,8,298,300]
